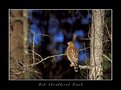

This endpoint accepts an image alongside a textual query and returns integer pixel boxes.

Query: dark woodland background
[27,10,111,79]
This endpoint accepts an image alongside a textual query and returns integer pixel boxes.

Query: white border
[8,9,113,81]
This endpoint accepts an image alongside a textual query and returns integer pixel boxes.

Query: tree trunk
[89,10,105,80]
[10,10,30,80]
[23,10,30,79]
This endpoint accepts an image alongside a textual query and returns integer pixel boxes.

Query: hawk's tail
[74,66,78,72]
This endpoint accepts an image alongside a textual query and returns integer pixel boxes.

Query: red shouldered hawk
[66,41,79,72]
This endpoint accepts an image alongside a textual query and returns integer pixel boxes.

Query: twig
[27,49,43,60]
[79,47,90,51]
[105,24,111,40]
[83,43,89,79]
[28,28,51,37]
[103,54,112,63]
[79,38,90,40]
[14,67,34,75]
[78,65,90,69]
[88,24,91,40]
[32,32,35,65]
[35,34,51,37]
[26,53,66,67]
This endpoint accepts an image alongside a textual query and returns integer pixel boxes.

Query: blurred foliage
[103,53,111,71]
[103,53,111,79]
[29,72,36,79]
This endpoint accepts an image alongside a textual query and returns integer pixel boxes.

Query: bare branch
[32,32,35,65]
[103,54,112,63]
[78,65,90,70]
[79,47,90,51]
[26,53,66,67]
[25,47,90,67]
[27,49,43,60]
[28,28,51,37]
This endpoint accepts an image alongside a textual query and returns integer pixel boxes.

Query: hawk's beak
[67,42,70,45]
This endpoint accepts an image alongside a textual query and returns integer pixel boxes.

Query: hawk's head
[67,41,75,47]
[68,41,73,45]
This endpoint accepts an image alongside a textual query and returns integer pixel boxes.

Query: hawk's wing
[66,45,79,65]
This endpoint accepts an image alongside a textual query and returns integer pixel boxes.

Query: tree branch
[103,54,112,63]
[78,65,90,70]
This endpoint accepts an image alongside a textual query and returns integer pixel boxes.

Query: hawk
[66,41,79,72]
